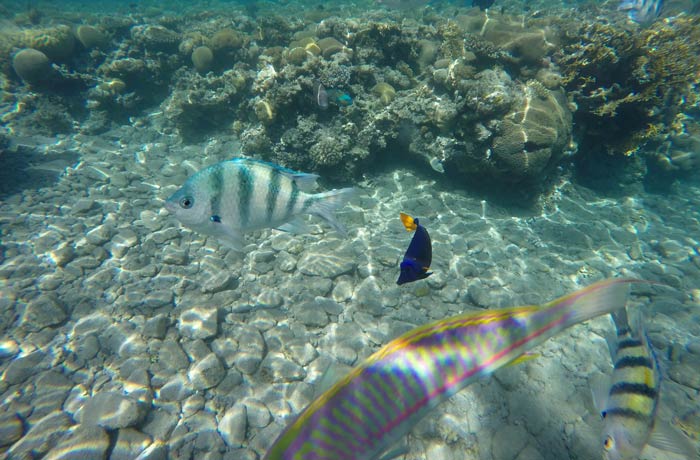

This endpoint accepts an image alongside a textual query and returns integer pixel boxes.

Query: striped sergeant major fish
[264,278,647,460]
[592,308,697,460]
[165,158,354,251]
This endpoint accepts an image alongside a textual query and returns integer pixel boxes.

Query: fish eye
[179,196,194,209]
[603,436,614,451]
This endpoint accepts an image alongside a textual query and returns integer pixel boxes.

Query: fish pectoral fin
[217,230,245,252]
[589,373,611,415]
[276,218,310,234]
[648,420,698,459]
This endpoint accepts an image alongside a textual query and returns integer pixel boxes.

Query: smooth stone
[259,353,306,383]
[286,339,318,366]
[188,353,225,390]
[86,224,114,245]
[297,253,356,278]
[44,424,109,460]
[256,290,283,309]
[8,411,73,459]
[211,336,239,368]
[491,423,529,460]
[22,294,67,331]
[244,399,271,428]
[202,272,237,294]
[157,339,189,370]
[0,412,23,446]
[158,374,194,401]
[179,307,219,340]
[141,408,178,441]
[233,327,265,375]
[110,428,153,460]
[218,403,247,448]
[295,301,329,327]
[0,339,19,360]
[135,443,167,460]
[79,392,144,429]
[353,277,384,315]
[143,314,169,339]
[2,349,48,385]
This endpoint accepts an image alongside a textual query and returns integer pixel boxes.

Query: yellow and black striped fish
[165,158,354,251]
[594,308,697,460]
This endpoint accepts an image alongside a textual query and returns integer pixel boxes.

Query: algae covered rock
[12,48,51,84]
[490,80,572,181]
[191,45,213,73]
[26,25,76,61]
[75,25,109,49]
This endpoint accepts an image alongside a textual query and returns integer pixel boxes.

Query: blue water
[1,1,699,459]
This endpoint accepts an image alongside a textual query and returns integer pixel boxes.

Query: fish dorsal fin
[400,213,417,231]
[648,420,698,459]
[231,158,319,191]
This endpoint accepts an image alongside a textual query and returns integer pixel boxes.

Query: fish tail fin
[545,278,646,328]
[309,187,355,236]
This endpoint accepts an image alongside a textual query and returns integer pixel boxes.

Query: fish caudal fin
[546,278,650,328]
[308,187,355,236]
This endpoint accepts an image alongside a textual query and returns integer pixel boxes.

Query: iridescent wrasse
[592,308,696,460]
[165,158,354,251]
[396,212,432,285]
[618,0,663,24]
[264,278,644,460]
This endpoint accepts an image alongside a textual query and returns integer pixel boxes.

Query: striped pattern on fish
[600,308,661,460]
[165,158,354,250]
[264,278,644,460]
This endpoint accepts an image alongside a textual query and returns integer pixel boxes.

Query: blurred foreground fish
[592,308,696,460]
[396,212,432,285]
[618,0,663,24]
[264,278,646,460]
[165,158,354,251]
[472,0,495,11]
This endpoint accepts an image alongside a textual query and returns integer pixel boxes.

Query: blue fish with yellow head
[397,212,432,285]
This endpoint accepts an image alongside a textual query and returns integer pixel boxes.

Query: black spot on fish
[603,407,652,422]
[609,382,657,399]
[211,215,221,223]
[614,356,653,370]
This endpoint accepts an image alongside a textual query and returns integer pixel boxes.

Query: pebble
[86,223,114,245]
[143,314,169,339]
[44,425,109,460]
[353,277,384,315]
[110,428,152,460]
[202,271,237,294]
[158,374,194,402]
[233,327,266,375]
[141,408,178,441]
[2,349,48,385]
[295,301,329,327]
[0,339,19,361]
[49,244,75,267]
[135,443,167,460]
[8,411,73,459]
[0,412,23,447]
[218,403,247,448]
[157,339,190,370]
[79,391,145,429]
[211,336,239,368]
[491,423,530,460]
[244,399,271,428]
[260,353,307,382]
[179,307,219,340]
[297,252,356,278]
[21,294,67,331]
[162,247,188,265]
[256,290,283,309]
[109,229,139,258]
[188,353,225,390]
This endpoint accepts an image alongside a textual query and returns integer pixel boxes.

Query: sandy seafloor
[1,120,700,460]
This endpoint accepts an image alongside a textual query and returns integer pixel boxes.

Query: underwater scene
[1,0,700,459]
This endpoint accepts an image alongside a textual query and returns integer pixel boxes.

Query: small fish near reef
[315,82,352,110]
[165,158,354,251]
[397,212,432,285]
[264,278,649,460]
[618,0,663,24]
[591,308,697,460]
